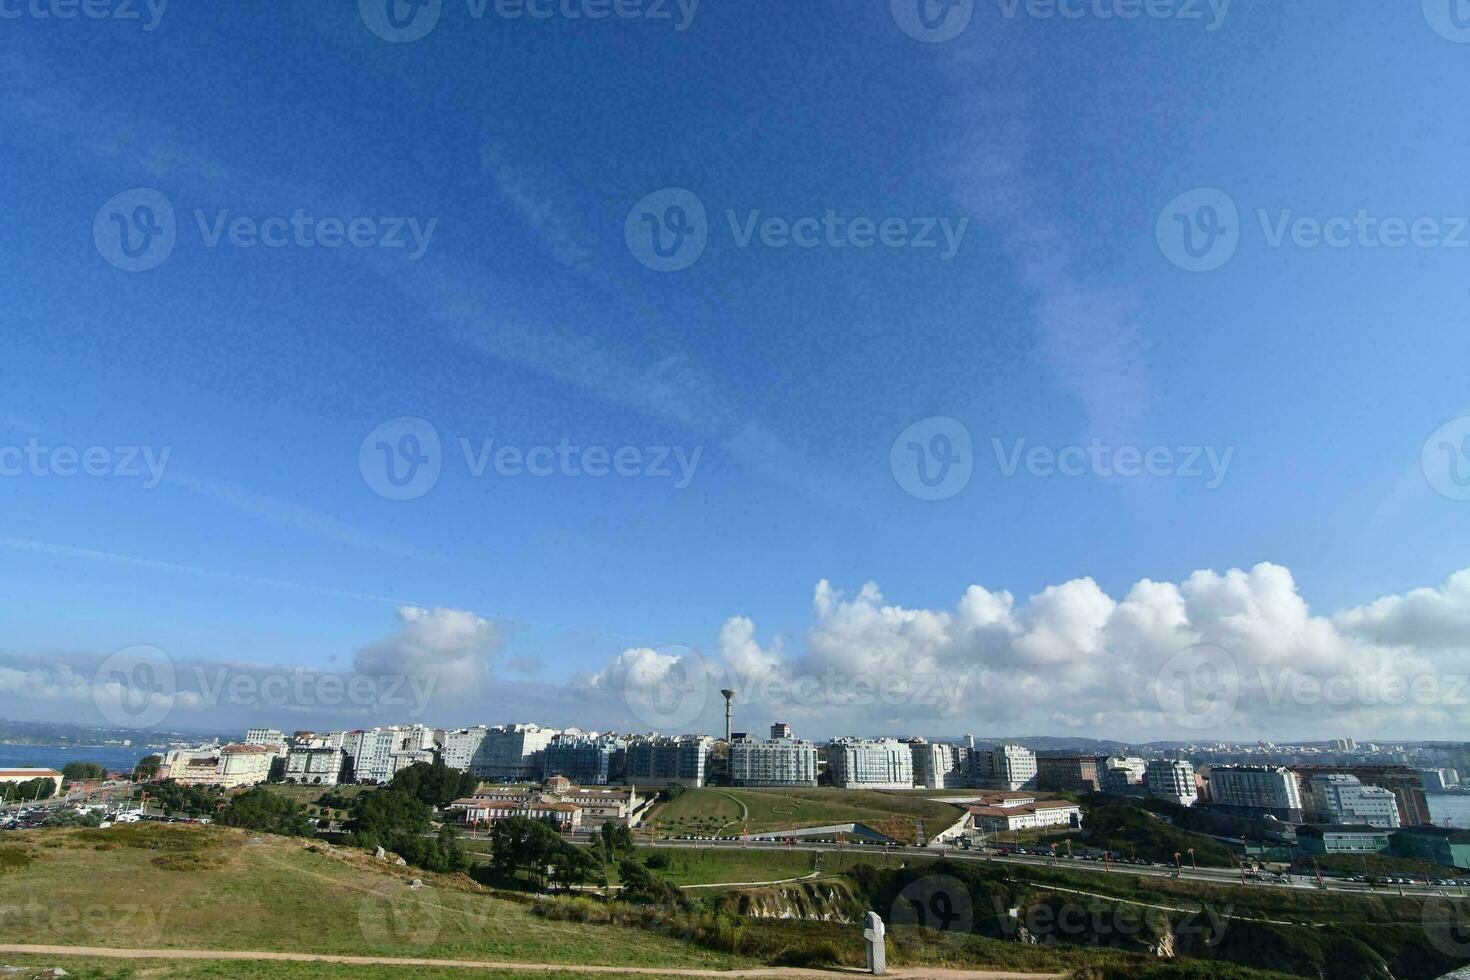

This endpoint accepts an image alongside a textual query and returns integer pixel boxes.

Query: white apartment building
[910,740,970,789]
[441,726,488,772]
[285,746,345,786]
[826,738,913,789]
[625,735,711,788]
[470,723,560,781]
[1311,773,1401,828]
[730,736,817,787]
[1420,768,1460,792]
[340,725,438,784]
[244,729,286,751]
[163,743,273,788]
[1205,765,1304,819]
[1145,759,1198,807]
[986,743,1038,792]
[217,744,275,787]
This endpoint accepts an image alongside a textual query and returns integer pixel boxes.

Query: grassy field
[0,824,751,970]
[0,955,733,980]
[647,788,964,843]
[646,847,817,886]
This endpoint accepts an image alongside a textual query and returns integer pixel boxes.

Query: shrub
[0,847,34,874]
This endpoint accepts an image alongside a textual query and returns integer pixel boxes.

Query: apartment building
[1291,766,1430,826]
[217,743,276,787]
[1310,773,1401,828]
[163,743,273,788]
[1036,755,1102,793]
[441,726,488,772]
[730,735,818,787]
[544,733,627,786]
[1419,768,1460,792]
[1145,759,1198,807]
[909,739,969,789]
[985,744,1038,792]
[1203,765,1304,821]
[285,745,345,786]
[624,735,711,788]
[1100,756,1148,796]
[826,737,913,789]
[244,728,287,751]
[471,723,560,781]
[340,725,437,784]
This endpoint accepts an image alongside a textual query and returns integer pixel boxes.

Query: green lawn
[0,824,751,971]
[647,788,964,843]
[644,846,817,886]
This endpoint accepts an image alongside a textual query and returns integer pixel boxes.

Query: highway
[641,836,1470,900]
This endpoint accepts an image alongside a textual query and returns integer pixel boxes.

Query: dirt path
[0,945,1063,979]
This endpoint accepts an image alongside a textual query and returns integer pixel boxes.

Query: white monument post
[862,910,886,975]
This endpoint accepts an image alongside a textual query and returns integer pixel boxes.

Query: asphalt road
[644,838,1469,899]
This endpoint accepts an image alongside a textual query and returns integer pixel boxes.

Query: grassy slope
[0,957,720,980]
[649,847,816,886]
[648,788,963,843]
[0,825,750,970]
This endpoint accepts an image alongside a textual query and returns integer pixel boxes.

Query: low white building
[968,795,1082,833]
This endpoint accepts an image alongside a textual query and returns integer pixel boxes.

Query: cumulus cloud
[577,563,1470,740]
[354,606,502,692]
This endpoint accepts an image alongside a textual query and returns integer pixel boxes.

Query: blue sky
[3,1,1470,740]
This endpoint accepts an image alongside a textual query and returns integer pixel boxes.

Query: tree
[341,787,470,874]
[616,857,684,907]
[217,787,313,836]
[485,815,599,890]
[62,762,105,783]
[389,761,477,809]
[133,755,163,781]
[0,778,55,803]
[267,757,287,783]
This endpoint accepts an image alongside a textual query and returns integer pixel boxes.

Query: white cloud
[354,606,501,692]
[568,563,1470,739]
